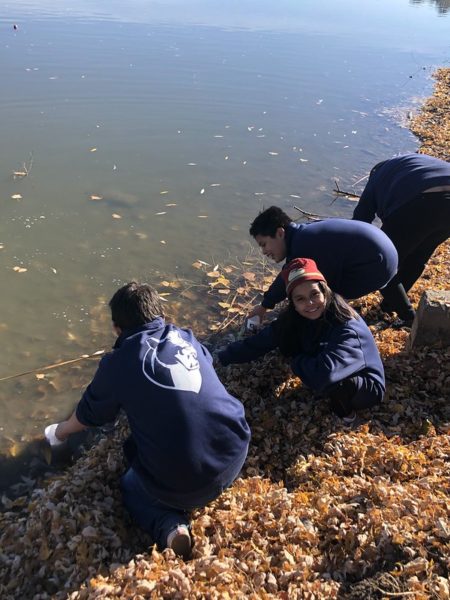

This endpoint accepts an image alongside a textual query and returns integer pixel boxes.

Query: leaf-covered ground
[1,70,449,600]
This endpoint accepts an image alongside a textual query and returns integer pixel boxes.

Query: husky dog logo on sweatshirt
[142,330,202,393]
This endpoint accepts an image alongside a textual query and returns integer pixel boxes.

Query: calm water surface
[0,0,449,473]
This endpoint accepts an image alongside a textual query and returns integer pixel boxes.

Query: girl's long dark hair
[274,281,358,357]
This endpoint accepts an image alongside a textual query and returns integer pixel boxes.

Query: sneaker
[166,525,191,559]
[342,411,357,426]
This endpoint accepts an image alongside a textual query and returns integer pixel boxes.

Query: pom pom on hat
[282,258,326,296]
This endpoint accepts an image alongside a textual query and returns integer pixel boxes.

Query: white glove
[44,423,66,447]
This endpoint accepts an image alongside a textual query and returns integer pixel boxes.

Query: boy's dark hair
[274,281,358,357]
[109,281,164,330]
[249,206,293,238]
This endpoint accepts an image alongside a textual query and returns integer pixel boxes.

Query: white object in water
[44,423,66,447]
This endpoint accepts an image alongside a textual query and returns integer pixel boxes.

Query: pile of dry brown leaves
[1,70,449,600]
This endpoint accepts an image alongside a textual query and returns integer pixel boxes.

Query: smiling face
[291,281,326,320]
[254,227,287,263]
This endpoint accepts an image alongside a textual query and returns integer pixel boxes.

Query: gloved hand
[44,423,66,447]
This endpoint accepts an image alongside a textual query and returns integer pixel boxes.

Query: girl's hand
[247,304,267,321]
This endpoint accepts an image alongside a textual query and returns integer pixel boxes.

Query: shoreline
[1,69,449,599]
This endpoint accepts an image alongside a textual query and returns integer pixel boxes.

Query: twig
[0,350,105,382]
[292,205,328,221]
[333,179,360,200]
[13,153,34,179]
[373,587,417,597]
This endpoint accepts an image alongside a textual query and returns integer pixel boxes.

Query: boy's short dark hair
[109,281,164,330]
[249,206,293,238]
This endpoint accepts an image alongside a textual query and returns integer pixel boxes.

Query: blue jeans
[120,452,246,549]
[121,468,190,549]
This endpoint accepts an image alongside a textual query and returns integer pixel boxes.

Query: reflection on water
[0,0,449,482]
[411,0,450,14]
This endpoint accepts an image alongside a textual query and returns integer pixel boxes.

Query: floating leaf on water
[35,373,46,380]
[217,288,231,294]
[196,260,211,266]
[210,183,221,187]
[198,215,208,218]
[51,267,57,274]
[166,203,177,207]
[207,271,221,278]
[218,302,231,309]
[112,213,122,219]
[200,188,205,194]
[216,277,230,286]
[268,152,279,156]
[192,261,203,269]
[90,147,97,152]
[13,266,27,273]
[135,232,148,239]
[160,240,166,244]
[187,162,197,166]
[160,191,169,194]
[11,194,22,200]
[13,171,27,178]
[155,212,167,216]
[0,244,4,250]
[243,272,256,281]
[89,195,103,201]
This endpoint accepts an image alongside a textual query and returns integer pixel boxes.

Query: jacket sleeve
[76,354,121,426]
[352,177,377,223]
[218,325,278,366]
[291,323,366,392]
[262,272,287,309]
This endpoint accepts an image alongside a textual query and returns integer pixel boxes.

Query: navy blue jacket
[219,313,385,395]
[262,219,398,307]
[76,319,250,505]
[353,153,450,223]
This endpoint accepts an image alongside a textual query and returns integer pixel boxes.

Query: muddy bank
[1,69,449,599]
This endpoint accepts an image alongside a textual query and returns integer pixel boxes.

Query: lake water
[0,0,449,481]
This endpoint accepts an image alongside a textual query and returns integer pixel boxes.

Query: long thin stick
[333,180,360,199]
[292,205,327,220]
[0,350,105,382]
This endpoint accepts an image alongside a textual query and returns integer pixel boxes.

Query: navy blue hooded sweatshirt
[219,313,385,397]
[261,219,398,308]
[352,153,450,223]
[76,318,250,505]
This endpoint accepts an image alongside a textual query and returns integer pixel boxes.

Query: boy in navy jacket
[246,206,398,324]
[220,258,385,421]
[352,153,450,323]
[45,282,250,559]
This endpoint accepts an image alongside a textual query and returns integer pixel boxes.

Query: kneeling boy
[45,282,250,559]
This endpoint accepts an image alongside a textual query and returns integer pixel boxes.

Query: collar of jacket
[113,317,166,349]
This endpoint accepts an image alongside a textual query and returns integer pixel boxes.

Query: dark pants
[121,436,247,549]
[380,191,450,321]
[327,375,383,418]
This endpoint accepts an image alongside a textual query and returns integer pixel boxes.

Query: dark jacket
[219,312,385,396]
[352,153,450,223]
[261,219,398,307]
[76,318,250,505]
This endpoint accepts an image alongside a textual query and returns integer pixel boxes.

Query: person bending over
[219,258,385,421]
[352,153,450,323]
[45,282,250,559]
[247,205,398,324]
